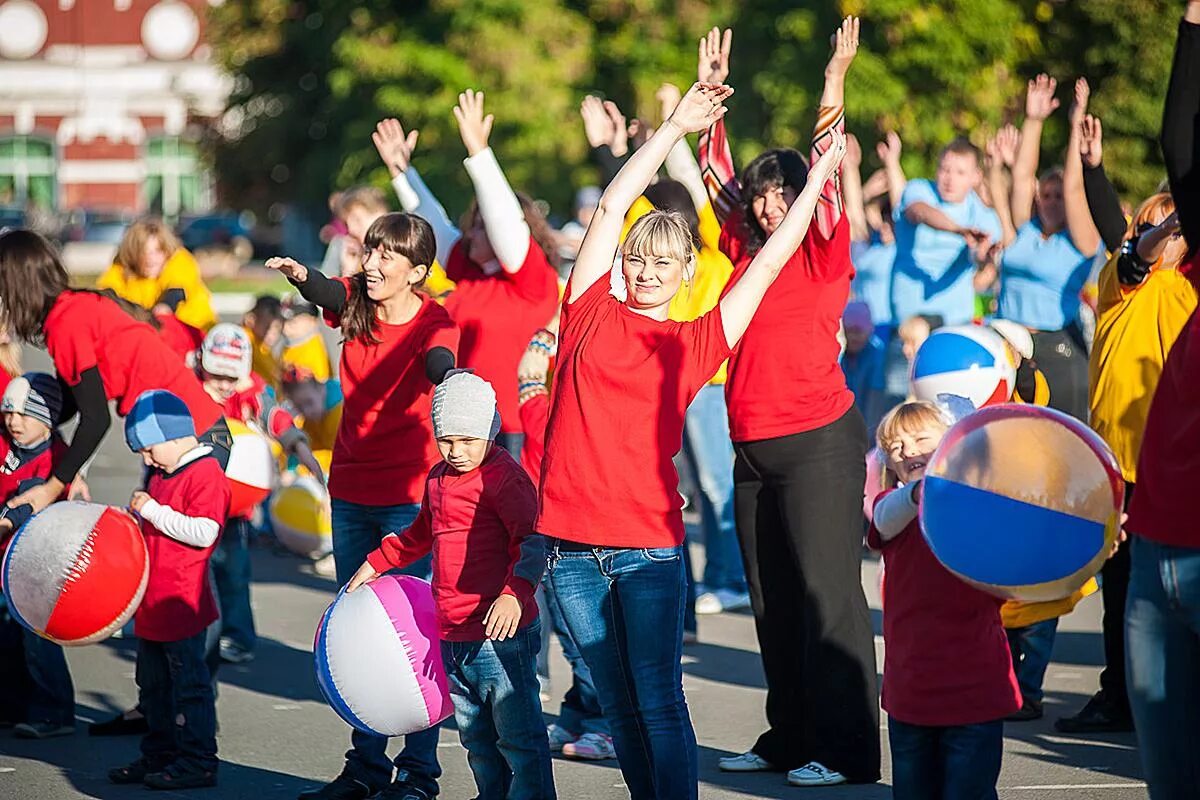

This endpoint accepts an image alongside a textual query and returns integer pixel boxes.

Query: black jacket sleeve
[288,268,348,316]
[1162,18,1200,252]
[425,346,455,385]
[53,367,111,484]
[1083,163,1127,253]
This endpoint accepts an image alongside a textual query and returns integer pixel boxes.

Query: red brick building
[0,0,229,217]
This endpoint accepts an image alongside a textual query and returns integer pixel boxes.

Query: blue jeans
[1126,536,1200,800]
[211,516,256,651]
[547,544,697,800]
[1006,618,1057,703]
[331,498,440,793]
[137,631,217,773]
[541,574,607,736]
[442,621,555,800]
[682,385,745,593]
[888,717,1002,800]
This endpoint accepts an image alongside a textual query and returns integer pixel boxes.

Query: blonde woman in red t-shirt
[536,80,845,800]
[373,91,560,457]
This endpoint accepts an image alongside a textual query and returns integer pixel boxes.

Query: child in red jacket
[109,390,230,791]
[348,370,555,800]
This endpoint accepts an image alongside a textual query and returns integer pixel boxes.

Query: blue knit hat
[125,390,195,452]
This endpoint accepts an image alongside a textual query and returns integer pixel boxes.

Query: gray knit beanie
[431,369,501,441]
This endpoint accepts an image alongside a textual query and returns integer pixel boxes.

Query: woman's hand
[483,594,522,641]
[876,131,902,168]
[372,118,420,178]
[345,560,380,593]
[1080,114,1103,168]
[1070,77,1091,127]
[991,124,1020,168]
[810,127,848,183]
[825,15,860,81]
[666,82,734,136]
[1024,73,1060,122]
[264,257,309,283]
[7,479,63,515]
[453,89,495,158]
[67,476,91,502]
[580,95,612,148]
[603,100,630,157]
[698,27,732,85]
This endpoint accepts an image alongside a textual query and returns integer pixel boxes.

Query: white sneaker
[562,732,616,760]
[787,762,846,786]
[718,751,774,772]
[545,723,576,753]
[696,588,752,615]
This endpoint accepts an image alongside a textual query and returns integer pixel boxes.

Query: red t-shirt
[536,276,731,548]
[155,310,205,363]
[719,211,856,442]
[867,490,1021,726]
[44,291,222,434]
[518,392,549,485]
[136,449,231,642]
[444,238,559,434]
[324,279,461,505]
[367,447,541,641]
[1127,252,1200,548]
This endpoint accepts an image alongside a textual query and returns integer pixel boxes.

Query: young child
[868,401,1021,800]
[0,373,75,739]
[841,301,887,434]
[243,295,284,388]
[347,370,554,800]
[280,366,342,481]
[109,390,230,790]
[281,295,333,383]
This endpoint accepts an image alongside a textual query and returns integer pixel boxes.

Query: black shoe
[1055,692,1134,733]
[375,780,435,800]
[298,772,375,800]
[108,757,170,785]
[1007,699,1044,722]
[144,762,218,790]
[89,710,149,737]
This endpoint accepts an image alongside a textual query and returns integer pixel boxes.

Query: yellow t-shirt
[281,333,332,383]
[623,197,733,385]
[96,248,217,331]
[1089,253,1198,483]
[247,327,281,389]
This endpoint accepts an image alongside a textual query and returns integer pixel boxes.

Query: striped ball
[2,502,148,645]
[225,418,275,518]
[920,405,1123,602]
[269,476,332,558]
[314,575,453,736]
[910,325,1015,410]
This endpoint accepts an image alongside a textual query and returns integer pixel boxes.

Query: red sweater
[366,447,543,641]
[719,211,856,442]
[868,490,1021,726]
[1127,252,1200,547]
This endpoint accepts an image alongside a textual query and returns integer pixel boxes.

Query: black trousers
[732,407,880,782]
[1031,328,1089,421]
[1098,482,1134,711]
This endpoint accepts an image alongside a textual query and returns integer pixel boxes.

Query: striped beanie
[124,390,195,451]
[2,372,64,428]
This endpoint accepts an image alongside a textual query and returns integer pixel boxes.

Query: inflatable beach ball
[910,325,1016,410]
[226,418,275,518]
[919,404,1123,602]
[270,476,332,558]
[2,502,148,645]
[314,575,453,737]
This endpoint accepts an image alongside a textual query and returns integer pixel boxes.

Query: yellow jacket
[96,248,217,331]
[281,334,332,383]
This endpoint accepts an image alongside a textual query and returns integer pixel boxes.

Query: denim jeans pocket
[641,546,681,563]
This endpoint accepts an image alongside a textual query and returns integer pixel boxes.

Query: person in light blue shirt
[852,233,896,333]
[891,139,1002,327]
[999,206,1095,331]
[840,301,887,437]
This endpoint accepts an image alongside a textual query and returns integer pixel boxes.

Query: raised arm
[373,118,462,267]
[1080,115,1128,252]
[1063,79,1102,256]
[1162,3,1200,251]
[696,27,741,222]
[1012,74,1059,228]
[454,90,532,273]
[659,82,712,214]
[569,83,733,303]
[719,130,847,348]
[877,131,907,211]
[986,125,1019,246]
[811,16,859,238]
[842,134,870,243]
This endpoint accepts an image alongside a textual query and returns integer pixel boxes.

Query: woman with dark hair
[372,90,559,456]
[697,19,881,787]
[0,229,226,517]
[265,213,458,800]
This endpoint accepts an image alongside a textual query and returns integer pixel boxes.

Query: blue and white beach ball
[910,325,1015,409]
[919,405,1123,602]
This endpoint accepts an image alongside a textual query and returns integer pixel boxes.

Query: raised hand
[603,100,630,157]
[580,95,612,148]
[372,118,419,178]
[656,82,683,125]
[1080,114,1103,168]
[811,127,848,181]
[992,124,1020,167]
[667,82,734,135]
[876,130,902,167]
[1025,74,1060,122]
[264,256,309,283]
[453,89,495,158]
[1071,77,1091,125]
[826,16,860,80]
[698,27,732,85]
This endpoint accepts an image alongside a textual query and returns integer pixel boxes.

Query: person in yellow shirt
[280,295,333,383]
[280,367,342,479]
[96,218,217,331]
[242,295,284,388]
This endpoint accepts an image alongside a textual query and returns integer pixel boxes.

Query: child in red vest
[347,370,554,799]
[109,390,230,790]
[0,373,74,739]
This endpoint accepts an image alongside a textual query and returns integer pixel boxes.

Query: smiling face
[361,244,428,302]
[620,210,694,313]
[751,184,799,236]
[883,425,944,484]
[437,435,491,473]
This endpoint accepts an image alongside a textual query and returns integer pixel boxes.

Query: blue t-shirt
[841,335,886,404]
[891,179,1002,327]
[852,238,896,327]
[998,219,1097,331]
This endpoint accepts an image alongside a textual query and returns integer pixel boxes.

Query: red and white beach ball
[225,418,275,517]
[1,502,148,645]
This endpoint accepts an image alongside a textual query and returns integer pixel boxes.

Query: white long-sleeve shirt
[138,446,222,548]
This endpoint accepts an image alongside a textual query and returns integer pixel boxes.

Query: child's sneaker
[695,589,752,615]
[717,751,774,772]
[546,723,577,752]
[786,762,846,786]
[562,732,615,760]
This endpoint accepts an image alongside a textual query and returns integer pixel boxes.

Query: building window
[144,136,209,218]
[0,136,56,209]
